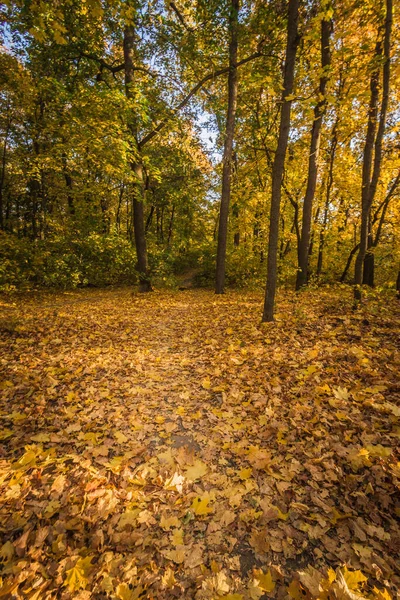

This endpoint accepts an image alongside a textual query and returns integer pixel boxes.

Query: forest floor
[0,287,399,600]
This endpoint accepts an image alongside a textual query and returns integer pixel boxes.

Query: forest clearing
[0,287,399,599]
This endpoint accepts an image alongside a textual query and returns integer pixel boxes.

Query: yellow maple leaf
[115,582,145,599]
[238,467,252,480]
[11,448,38,471]
[163,548,185,563]
[254,569,275,593]
[115,431,128,443]
[30,433,50,442]
[202,378,211,390]
[191,495,214,515]
[0,541,14,564]
[0,429,13,441]
[161,567,177,589]
[342,566,367,591]
[118,509,140,530]
[160,515,180,530]
[373,586,392,600]
[64,556,93,592]
[185,460,208,481]
[287,579,303,600]
[171,528,184,546]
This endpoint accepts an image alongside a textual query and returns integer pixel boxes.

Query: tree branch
[372,170,400,246]
[79,52,125,74]
[139,51,265,148]
[169,2,195,32]
[79,52,154,78]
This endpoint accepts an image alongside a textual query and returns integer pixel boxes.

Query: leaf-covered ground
[0,287,399,600]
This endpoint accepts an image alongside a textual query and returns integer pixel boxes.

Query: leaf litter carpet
[0,288,399,600]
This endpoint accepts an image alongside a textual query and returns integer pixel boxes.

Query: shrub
[0,232,138,290]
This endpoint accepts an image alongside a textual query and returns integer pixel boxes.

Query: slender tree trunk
[124,24,152,292]
[340,243,360,283]
[296,16,332,290]
[0,118,11,230]
[262,0,299,322]
[62,153,75,216]
[160,206,164,243]
[116,183,124,233]
[362,229,374,286]
[354,0,392,301]
[145,204,154,233]
[215,0,239,294]
[233,202,240,246]
[167,204,175,247]
[317,119,338,276]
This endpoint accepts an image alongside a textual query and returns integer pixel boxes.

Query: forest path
[0,288,399,599]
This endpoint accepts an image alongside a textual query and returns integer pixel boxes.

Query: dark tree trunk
[132,162,151,291]
[362,222,374,286]
[167,204,175,247]
[233,202,240,246]
[296,16,332,290]
[362,247,374,286]
[62,154,75,216]
[340,243,360,283]
[354,50,380,297]
[0,117,11,230]
[116,184,124,234]
[354,0,392,301]
[317,119,338,276]
[160,205,164,242]
[145,204,154,233]
[262,0,299,322]
[215,0,239,294]
[124,25,152,292]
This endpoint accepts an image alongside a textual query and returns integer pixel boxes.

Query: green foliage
[0,232,138,290]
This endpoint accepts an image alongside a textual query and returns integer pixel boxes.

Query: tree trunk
[145,204,154,233]
[167,204,175,247]
[215,0,239,294]
[62,154,75,216]
[354,0,392,301]
[362,229,374,286]
[262,0,299,322]
[340,243,360,283]
[317,119,338,276]
[0,117,11,230]
[116,183,124,233]
[233,202,240,246]
[296,16,332,290]
[124,24,152,292]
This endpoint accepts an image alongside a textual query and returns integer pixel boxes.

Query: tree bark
[296,16,332,290]
[354,0,392,301]
[317,117,338,277]
[0,117,11,230]
[62,153,75,216]
[262,0,299,322]
[167,204,175,247]
[215,0,239,294]
[124,24,152,291]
